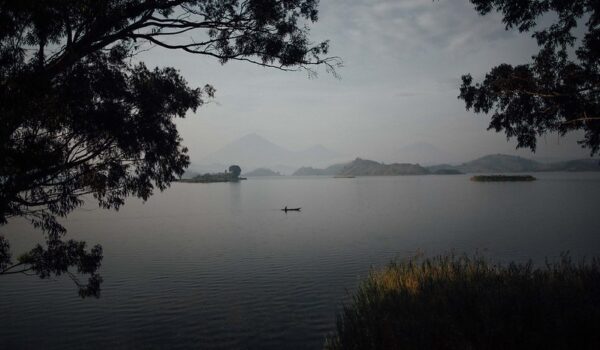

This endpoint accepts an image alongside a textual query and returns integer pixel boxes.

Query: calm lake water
[2,173,600,349]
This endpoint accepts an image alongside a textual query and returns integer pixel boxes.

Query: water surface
[2,174,600,349]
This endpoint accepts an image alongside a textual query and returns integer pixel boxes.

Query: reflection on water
[2,173,600,349]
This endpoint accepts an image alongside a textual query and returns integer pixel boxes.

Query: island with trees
[470,175,537,182]
[180,165,245,183]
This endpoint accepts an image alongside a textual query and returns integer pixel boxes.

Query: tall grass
[325,254,600,349]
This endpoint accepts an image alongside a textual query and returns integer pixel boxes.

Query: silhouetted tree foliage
[228,165,242,178]
[0,0,339,297]
[459,0,600,155]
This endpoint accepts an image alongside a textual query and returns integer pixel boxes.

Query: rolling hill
[337,158,430,176]
[428,154,600,173]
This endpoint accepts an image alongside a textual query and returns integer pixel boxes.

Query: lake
[2,173,600,349]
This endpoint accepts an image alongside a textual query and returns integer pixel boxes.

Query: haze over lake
[2,173,600,349]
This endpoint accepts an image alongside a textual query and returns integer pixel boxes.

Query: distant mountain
[200,133,290,167]
[459,154,541,173]
[426,164,459,173]
[427,154,600,173]
[244,168,281,176]
[293,163,348,176]
[195,133,343,174]
[550,159,600,171]
[432,169,463,175]
[337,158,430,176]
[293,154,600,177]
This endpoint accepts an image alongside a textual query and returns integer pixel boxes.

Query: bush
[325,254,600,350]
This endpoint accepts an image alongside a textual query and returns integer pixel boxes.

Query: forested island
[471,175,537,182]
[179,165,244,183]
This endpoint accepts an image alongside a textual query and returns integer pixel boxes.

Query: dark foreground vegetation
[0,0,337,296]
[325,254,600,350]
[471,175,536,182]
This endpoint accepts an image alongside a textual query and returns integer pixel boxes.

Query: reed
[325,254,600,349]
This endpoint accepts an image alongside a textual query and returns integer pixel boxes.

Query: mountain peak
[197,134,343,174]
[339,158,428,176]
[235,133,280,146]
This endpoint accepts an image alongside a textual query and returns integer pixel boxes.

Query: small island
[470,175,537,182]
[179,165,245,183]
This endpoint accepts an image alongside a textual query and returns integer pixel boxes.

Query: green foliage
[0,236,10,271]
[459,0,600,155]
[0,0,336,296]
[326,254,600,350]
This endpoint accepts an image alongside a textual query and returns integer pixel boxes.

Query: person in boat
[282,206,300,211]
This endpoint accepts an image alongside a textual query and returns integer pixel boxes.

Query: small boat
[282,207,301,212]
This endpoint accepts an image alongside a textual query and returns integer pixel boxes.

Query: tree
[459,0,600,155]
[0,0,340,297]
[228,165,242,179]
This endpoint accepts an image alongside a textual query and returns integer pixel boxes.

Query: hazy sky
[140,0,594,164]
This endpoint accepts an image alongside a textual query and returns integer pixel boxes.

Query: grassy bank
[325,254,600,349]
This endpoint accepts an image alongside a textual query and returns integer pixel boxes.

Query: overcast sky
[140,0,594,164]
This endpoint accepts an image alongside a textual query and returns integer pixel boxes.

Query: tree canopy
[0,0,339,296]
[459,0,600,155]
[228,165,242,178]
